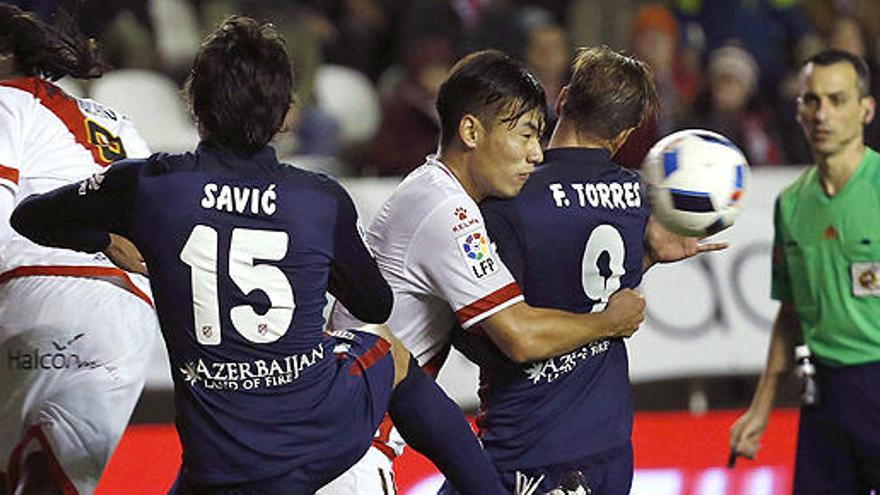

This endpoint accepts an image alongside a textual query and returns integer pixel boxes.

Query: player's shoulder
[779,165,817,205]
[862,147,880,186]
[392,162,474,214]
[398,163,480,223]
[0,78,47,118]
[479,195,516,223]
[275,161,352,201]
[373,162,478,242]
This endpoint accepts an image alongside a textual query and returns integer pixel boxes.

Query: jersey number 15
[180,225,294,345]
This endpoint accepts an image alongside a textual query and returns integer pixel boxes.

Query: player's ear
[555,85,568,117]
[459,114,481,149]
[862,95,875,125]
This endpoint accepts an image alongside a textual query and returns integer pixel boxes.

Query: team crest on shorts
[852,261,880,296]
[457,230,498,280]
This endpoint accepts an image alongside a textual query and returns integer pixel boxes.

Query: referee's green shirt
[772,147,880,366]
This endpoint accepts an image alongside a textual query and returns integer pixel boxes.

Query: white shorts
[0,276,158,495]
[317,446,397,495]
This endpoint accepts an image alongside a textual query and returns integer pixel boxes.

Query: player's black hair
[186,15,293,153]
[436,50,546,147]
[0,5,106,80]
[562,45,658,141]
[804,49,871,97]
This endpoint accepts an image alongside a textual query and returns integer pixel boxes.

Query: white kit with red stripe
[320,155,523,495]
[0,77,158,495]
[331,154,523,366]
[0,77,152,299]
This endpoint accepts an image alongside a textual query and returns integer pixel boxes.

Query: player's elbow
[492,325,542,363]
[357,285,393,324]
[504,343,535,364]
[10,196,46,243]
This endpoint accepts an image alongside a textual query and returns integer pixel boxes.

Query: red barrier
[96,409,799,494]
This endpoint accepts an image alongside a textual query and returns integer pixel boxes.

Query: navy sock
[388,357,505,495]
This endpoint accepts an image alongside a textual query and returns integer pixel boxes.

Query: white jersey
[321,156,524,493]
[0,77,158,494]
[331,155,523,365]
[0,77,151,299]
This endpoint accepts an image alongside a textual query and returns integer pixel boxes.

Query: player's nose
[527,140,543,164]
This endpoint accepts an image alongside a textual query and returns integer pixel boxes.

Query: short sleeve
[409,195,523,329]
[0,91,23,195]
[770,197,792,302]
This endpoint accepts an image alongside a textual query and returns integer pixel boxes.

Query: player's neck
[547,121,618,153]
[815,139,866,196]
[436,149,483,202]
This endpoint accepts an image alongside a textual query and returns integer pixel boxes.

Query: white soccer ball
[641,129,750,237]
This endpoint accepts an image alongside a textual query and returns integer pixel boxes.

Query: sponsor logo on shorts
[523,339,611,384]
[7,333,101,370]
[179,344,324,392]
[457,230,498,280]
[515,471,545,495]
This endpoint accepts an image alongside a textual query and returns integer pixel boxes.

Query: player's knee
[359,323,412,387]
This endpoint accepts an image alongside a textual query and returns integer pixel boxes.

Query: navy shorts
[793,360,880,494]
[168,329,396,495]
[440,443,632,495]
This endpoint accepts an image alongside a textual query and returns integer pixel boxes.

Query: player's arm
[730,199,798,458]
[642,215,728,272]
[729,301,800,458]
[11,160,142,254]
[480,292,645,363]
[327,182,393,324]
[448,201,644,364]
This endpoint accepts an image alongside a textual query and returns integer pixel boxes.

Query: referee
[730,49,880,494]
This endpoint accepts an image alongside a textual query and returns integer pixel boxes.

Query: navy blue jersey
[12,143,392,485]
[461,147,650,469]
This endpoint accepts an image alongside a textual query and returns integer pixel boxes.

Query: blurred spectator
[219,2,342,157]
[616,4,700,169]
[567,0,637,52]
[365,37,455,176]
[827,16,880,150]
[468,0,524,56]
[675,0,814,101]
[519,7,570,139]
[12,0,160,72]
[318,0,398,81]
[689,45,785,166]
[399,0,466,56]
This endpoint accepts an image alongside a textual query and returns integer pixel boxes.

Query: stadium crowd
[8,0,880,174]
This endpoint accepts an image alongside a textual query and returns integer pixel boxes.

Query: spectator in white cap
[688,43,785,165]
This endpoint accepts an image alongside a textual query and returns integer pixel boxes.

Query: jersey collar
[542,147,615,169]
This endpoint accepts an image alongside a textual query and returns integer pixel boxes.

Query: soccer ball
[641,129,750,237]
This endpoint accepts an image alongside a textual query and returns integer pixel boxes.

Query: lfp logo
[458,230,497,280]
[462,232,489,260]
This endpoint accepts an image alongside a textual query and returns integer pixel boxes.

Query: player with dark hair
[0,5,159,495]
[12,16,507,494]
[321,49,647,494]
[731,49,880,494]
[451,45,725,494]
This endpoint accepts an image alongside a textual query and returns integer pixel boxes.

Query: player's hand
[729,408,770,460]
[104,233,148,276]
[604,289,645,338]
[644,216,728,268]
